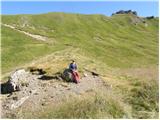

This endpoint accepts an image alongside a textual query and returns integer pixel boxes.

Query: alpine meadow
[1,11,159,119]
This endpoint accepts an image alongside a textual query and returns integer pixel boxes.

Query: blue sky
[1,1,159,17]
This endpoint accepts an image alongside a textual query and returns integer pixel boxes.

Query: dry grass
[112,66,158,80]
[30,90,131,119]
[102,72,159,119]
[27,47,111,76]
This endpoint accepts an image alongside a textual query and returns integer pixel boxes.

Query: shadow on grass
[38,75,59,80]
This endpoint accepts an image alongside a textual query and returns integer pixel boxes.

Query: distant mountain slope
[2,12,158,74]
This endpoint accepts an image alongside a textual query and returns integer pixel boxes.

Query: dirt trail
[2,24,48,41]
[1,70,110,118]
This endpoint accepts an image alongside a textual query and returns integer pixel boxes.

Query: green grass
[1,26,66,74]
[129,78,159,118]
[2,13,158,74]
[114,75,159,119]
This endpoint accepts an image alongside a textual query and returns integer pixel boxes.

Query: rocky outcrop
[146,16,154,19]
[1,68,74,94]
[112,10,137,16]
[1,69,29,94]
[111,10,149,26]
[1,68,110,118]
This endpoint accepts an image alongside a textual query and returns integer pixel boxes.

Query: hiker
[69,60,80,84]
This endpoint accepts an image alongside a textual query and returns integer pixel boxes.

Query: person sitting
[69,60,80,84]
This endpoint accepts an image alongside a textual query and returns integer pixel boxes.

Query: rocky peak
[146,16,154,19]
[112,10,137,16]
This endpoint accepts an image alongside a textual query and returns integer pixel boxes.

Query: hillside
[1,12,159,118]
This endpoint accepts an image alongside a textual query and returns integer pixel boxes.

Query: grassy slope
[1,26,66,74]
[2,13,158,71]
[1,13,159,118]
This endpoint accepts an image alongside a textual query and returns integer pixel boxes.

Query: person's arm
[75,64,77,70]
[69,63,71,69]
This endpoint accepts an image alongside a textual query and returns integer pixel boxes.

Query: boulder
[83,73,88,77]
[62,69,74,82]
[1,69,29,94]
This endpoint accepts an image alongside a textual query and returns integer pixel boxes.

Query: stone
[60,83,69,87]
[10,96,29,109]
[62,69,74,82]
[83,73,88,77]
[12,96,18,101]
[1,69,29,94]
[41,103,45,106]
[66,88,71,90]
[34,93,38,95]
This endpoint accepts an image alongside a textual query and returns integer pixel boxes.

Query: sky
[1,1,159,17]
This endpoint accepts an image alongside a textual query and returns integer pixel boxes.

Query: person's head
[71,60,75,63]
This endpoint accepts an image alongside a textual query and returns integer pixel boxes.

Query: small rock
[34,92,38,95]
[85,89,94,93]
[21,82,29,87]
[83,73,88,77]
[57,76,63,81]
[7,93,12,97]
[54,85,58,88]
[41,103,45,106]
[12,96,18,101]
[10,96,29,109]
[60,83,69,87]
[44,89,47,92]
